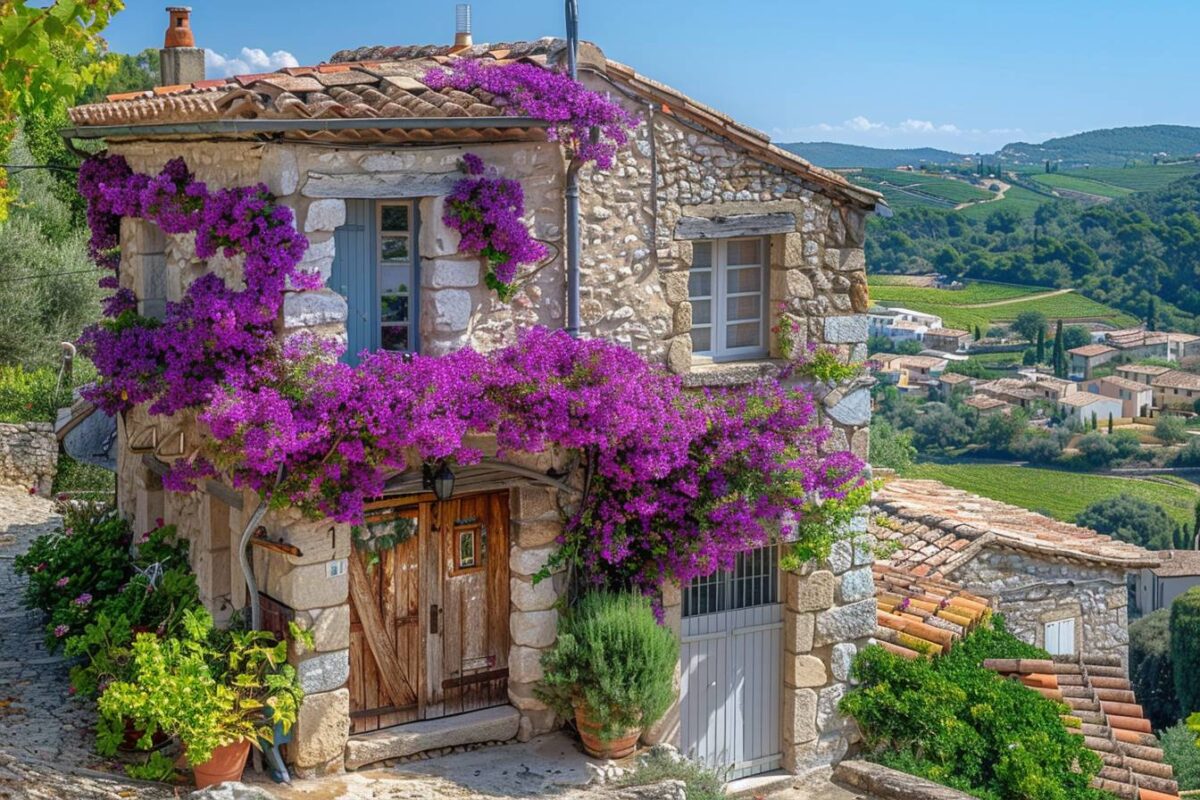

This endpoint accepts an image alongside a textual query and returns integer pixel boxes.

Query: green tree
[1076,494,1176,549]
[1052,320,1065,378]
[1062,325,1092,350]
[868,417,916,471]
[1156,415,1189,444]
[0,1,124,220]
[1012,310,1048,344]
[974,324,982,341]
[1171,588,1200,717]
[895,339,924,356]
[1036,326,1046,363]
[912,405,972,454]
[1108,412,1114,434]
[1147,296,1159,331]
[1130,609,1181,731]
[1161,722,1200,791]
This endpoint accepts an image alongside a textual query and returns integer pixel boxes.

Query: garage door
[679,545,782,780]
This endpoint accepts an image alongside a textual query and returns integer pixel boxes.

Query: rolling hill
[780,142,965,169]
[999,125,1200,168]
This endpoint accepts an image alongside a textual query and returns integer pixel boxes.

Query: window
[1043,618,1076,655]
[689,237,767,360]
[377,201,415,353]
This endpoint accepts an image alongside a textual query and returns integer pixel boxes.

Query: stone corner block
[297,649,350,695]
[783,687,818,746]
[304,198,346,233]
[787,570,835,613]
[292,687,350,770]
[785,653,828,688]
[822,315,868,344]
[510,609,558,649]
[838,567,875,605]
[814,599,877,648]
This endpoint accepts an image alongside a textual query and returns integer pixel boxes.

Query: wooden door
[349,492,510,734]
[434,492,511,716]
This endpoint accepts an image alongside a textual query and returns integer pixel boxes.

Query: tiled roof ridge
[984,655,1180,800]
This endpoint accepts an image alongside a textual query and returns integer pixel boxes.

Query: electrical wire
[0,163,80,173]
[0,267,103,284]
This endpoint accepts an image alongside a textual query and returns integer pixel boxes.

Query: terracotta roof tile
[872,565,991,659]
[870,479,1160,576]
[1070,344,1118,357]
[1150,549,1200,577]
[984,656,1180,799]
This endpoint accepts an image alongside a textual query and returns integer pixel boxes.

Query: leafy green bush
[1171,588,1200,717]
[1155,415,1188,445]
[840,619,1109,800]
[0,364,71,422]
[869,417,916,471]
[537,592,678,741]
[52,454,115,497]
[1075,493,1177,550]
[1161,720,1200,791]
[617,748,725,800]
[1129,609,1180,731]
[97,608,308,769]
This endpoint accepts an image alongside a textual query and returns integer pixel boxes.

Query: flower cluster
[444,154,549,300]
[423,60,639,169]
[76,156,318,416]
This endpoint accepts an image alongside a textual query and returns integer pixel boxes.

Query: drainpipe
[564,0,581,338]
[237,463,284,630]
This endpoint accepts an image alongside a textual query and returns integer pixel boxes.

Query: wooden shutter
[330,199,376,365]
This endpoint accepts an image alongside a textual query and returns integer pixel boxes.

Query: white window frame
[1043,617,1076,656]
[375,200,417,354]
[689,237,768,362]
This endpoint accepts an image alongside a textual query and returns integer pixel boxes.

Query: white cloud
[846,115,884,132]
[774,115,1027,151]
[204,47,300,78]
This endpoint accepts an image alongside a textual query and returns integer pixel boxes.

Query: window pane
[692,241,713,269]
[381,235,409,262]
[381,295,409,323]
[692,326,712,353]
[726,321,761,349]
[726,266,762,294]
[726,239,762,266]
[689,269,712,299]
[727,294,761,323]
[691,299,712,325]
[381,264,410,294]
[381,204,409,232]
[381,325,409,352]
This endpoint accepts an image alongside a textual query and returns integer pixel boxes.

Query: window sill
[682,358,789,388]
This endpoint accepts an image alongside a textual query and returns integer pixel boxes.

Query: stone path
[0,488,170,799]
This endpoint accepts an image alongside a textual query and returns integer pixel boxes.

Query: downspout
[564,0,581,338]
[237,463,284,630]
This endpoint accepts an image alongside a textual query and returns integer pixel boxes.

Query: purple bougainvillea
[443,154,548,300]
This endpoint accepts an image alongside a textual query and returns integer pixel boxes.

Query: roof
[1150,549,1200,577]
[66,39,879,207]
[1031,375,1076,390]
[870,479,1160,576]
[1116,364,1173,377]
[1099,375,1152,393]
[963,395,1009,411]
[926,327,970,338]
[1151,370,1200,390]
[1059,392,1116,408]
[872,564,992,658]
[984,655,1180,800]
[1070,344,1118,358]
[888,319,929,332]
[939,373,972,384]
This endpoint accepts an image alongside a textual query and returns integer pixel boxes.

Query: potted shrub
[98,608,307,788]
[538,592,678,759]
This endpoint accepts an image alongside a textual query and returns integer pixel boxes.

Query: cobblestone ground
[0,488,170,800]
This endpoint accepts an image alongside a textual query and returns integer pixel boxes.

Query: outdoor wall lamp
[423,461,456,501]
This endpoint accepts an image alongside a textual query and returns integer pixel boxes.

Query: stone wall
[782,524,877,772]
[954,551,1130,665]
[0,422,57,496]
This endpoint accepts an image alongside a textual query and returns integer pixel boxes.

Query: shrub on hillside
[1161,721,1200,791]
[841,618,1109,800]
[869,417,916,471]
[912,404,972,454]
[1129,609,1180,731]
[1076,494,1177,550]
[1156,415,1189,445]
[1174,438,1200,467]
[1076,432,1119,467]
[0,364,72,423]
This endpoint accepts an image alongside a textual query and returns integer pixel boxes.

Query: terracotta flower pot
[574,705,640,760]
[118,718,170,752]
[192,739,251,789]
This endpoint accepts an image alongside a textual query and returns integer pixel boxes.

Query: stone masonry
[0,422,56,496]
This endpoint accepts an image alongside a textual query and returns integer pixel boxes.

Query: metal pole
[564,0,581,338]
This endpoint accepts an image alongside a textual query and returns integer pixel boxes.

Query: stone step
[344,705,521,770]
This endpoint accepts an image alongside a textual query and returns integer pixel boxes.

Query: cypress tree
[1036,327,1046,363]
[1147,297,1158,331]
[1091,411,1098,431]
[1108,413,1114,434]
[1052,320,1065,377]
[1171,588,1200,716]
[974,324,982,341]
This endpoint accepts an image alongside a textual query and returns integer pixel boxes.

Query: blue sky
[102,0,1200,153]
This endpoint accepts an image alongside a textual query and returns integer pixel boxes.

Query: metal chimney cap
[452,4,473,50]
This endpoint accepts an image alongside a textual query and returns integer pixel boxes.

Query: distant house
[869,305,943,330]
[1025,374,1077,403]
[924,327,972,354]
[870,479,1158,664]
[1086,375,1153,418]
[938,372,973,396]
[1057,391,1124,426]
[1105,328,1200,364]
[975,378,1039,410]
[962,395,1010,416]
[874,354,947,396]
[1135,550,1200,615]
[1067,343,1118,379]
[1151,370,1200,412]
[867,308,933,345]
[1114,363,1173,387]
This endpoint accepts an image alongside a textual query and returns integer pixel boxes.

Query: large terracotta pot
[574,705,640,759]
[192,739,251,789]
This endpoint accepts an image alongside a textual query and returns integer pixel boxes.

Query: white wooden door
[680,546,782,780]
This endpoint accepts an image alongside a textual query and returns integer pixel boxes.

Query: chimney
[451,4,472,51]
[159,6,205,86]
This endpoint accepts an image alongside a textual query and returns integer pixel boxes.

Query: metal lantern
[424,462,456,501]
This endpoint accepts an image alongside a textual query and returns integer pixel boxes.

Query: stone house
[870,479,1158,665]
[1085,375,1153,419]
[1114,363,1172,387]
[1057,390,1124,426]
[1069,343,1118,379]
[923,327,971,354]
[1151,370,1200,412]
[1135,550,1200,615]
[65,16,884,781]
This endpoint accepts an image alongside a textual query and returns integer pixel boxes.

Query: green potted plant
[97,607,308,788]
[537,592,678,758]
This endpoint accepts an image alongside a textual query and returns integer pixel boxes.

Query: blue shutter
[330,199,376,364]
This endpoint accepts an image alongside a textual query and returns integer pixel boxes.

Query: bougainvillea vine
[444,153,549,301]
